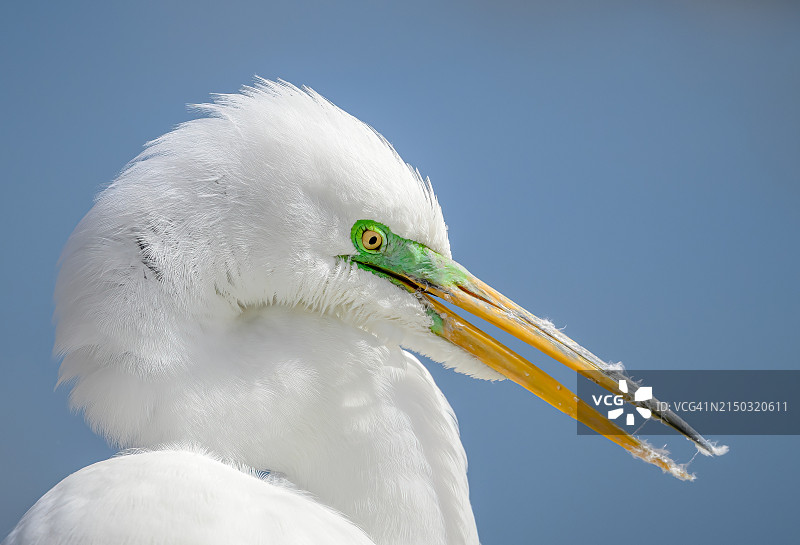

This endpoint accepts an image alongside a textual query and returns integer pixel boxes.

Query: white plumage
[5,78,718,545]
[6,80,488,544]
[7,450,376,544]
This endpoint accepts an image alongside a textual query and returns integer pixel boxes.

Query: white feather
[7,80,498,544]
[5,449,375,545]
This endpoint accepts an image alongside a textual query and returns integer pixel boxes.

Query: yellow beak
[347,220,726,480]
[420,275,707,479]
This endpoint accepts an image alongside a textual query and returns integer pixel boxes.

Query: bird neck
[91,305,479,545]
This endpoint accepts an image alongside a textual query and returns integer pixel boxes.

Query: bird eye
[361,230,383,251]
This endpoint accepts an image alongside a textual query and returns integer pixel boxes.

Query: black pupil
[368,236,378,246]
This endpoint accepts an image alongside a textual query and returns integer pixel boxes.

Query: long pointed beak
[425,273,724,455]
[346,220,726,480]
[416,271,709,481]
[421,295,695,478]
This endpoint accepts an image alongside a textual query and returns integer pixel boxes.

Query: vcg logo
[592,379,653,426]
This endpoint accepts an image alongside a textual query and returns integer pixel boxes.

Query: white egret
[4,80,725,545]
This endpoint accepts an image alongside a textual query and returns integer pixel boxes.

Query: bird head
[54,80,723,479]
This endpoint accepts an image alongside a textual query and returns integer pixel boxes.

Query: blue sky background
[1,1,798,542]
